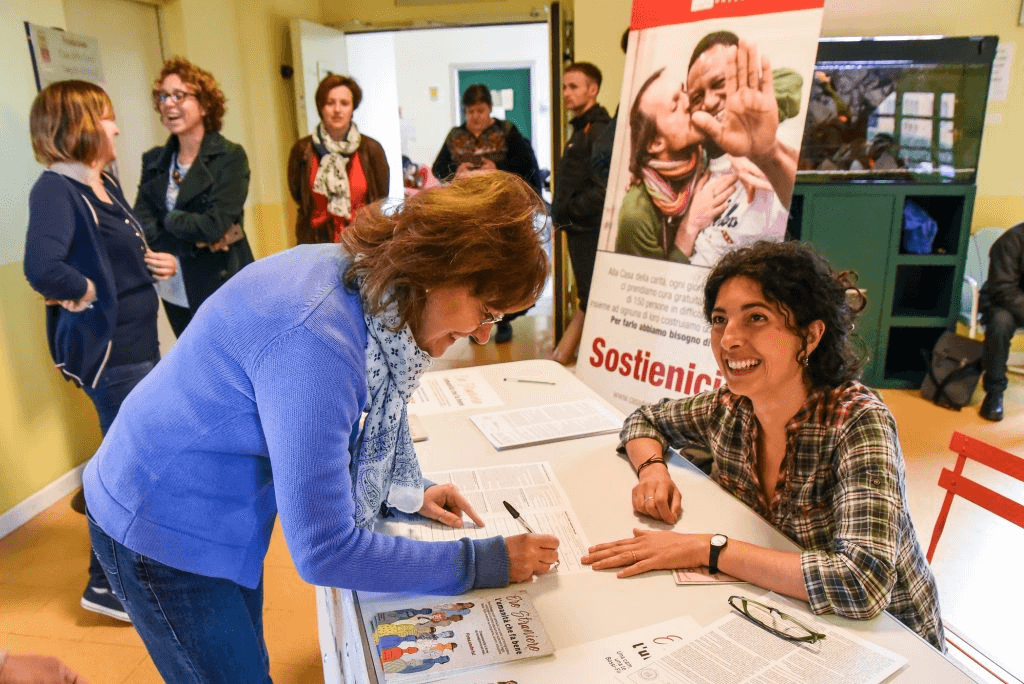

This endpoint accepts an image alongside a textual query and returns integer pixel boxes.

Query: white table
[317,360,974,683]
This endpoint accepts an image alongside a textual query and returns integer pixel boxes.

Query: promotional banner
[577,0,824,413]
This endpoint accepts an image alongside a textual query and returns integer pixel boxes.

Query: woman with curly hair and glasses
[134,57,253,337]
[582,240,944,650]
[84,172,558,682]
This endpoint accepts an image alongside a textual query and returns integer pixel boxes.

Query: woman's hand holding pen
[505,534,560,583]
[632,467,682,525]
[418,484,484,529]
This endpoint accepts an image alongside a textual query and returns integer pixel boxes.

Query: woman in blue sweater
[23,80,177,622]
[84,171,557,682]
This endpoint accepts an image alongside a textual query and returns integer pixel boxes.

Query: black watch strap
[708,534,728,574]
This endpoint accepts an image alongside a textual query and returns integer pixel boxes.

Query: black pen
[503,378,556,385]
[502,500,536,534]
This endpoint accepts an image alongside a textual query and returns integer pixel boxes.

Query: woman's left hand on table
[144,250,178,280]
[581,529,711,578]
[419,484,485,528]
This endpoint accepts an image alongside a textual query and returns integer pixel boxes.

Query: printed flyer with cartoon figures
[367,590,553,683]
[578,0,825,413]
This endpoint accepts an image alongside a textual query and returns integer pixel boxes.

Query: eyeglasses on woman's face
[156,90,197,107]
[728,596,827,644]
[479,308,504,328]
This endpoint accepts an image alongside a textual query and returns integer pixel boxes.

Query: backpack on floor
[920,331,984,410]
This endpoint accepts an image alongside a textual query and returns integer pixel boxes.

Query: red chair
[926,431,1024,683]
[928,431,1024,563]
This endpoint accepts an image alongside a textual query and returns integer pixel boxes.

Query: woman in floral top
[582,241,944,650]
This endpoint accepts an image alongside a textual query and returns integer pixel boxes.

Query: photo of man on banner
[613,32,803,267]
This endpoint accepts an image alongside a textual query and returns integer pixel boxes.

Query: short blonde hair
[30,80,113,166]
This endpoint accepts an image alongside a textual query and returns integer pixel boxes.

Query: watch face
[711,534,728,548]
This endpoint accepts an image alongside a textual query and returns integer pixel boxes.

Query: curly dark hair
[703,241,867,388]
[152,57,226,132]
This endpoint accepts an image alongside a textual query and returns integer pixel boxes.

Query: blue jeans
[88,517,272,683]
[82,358,157,586]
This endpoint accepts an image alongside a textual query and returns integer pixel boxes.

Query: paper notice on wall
[901,92,935,117]
[988,41,1014,103]
[25,23,104,90]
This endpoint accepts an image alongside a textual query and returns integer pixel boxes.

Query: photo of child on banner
[613,32,801,266]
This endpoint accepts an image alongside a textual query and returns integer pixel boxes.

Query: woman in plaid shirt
[582,241,943,650]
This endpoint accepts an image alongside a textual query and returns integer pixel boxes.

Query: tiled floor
[2,307,1022,682]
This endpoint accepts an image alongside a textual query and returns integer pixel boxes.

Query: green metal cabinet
[790,184,975,388]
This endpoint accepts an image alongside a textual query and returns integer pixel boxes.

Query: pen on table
[503,378,556,385]
[502,500,536,533]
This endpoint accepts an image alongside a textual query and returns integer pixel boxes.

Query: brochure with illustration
[365,589,553,683]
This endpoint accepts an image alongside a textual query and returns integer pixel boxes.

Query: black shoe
[81,579,131,622]
[70,488,86,515]
[494,321,513,344]
[980,392,1004,422]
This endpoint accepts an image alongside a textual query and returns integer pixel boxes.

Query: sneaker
[81,580,131,622]
[495,320,513,344]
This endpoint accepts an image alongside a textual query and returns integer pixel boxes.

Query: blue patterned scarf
[353,303,433,529]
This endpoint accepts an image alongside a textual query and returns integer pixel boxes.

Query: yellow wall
[574,0,1024,230]
[0,0,324,516]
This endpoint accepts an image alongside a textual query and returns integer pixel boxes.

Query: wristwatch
[708,534,728,574]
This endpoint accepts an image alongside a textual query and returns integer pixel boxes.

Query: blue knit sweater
[84,244,508,592]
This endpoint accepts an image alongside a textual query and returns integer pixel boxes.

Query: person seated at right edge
[978,221,1024,421]
[583,241,944,651]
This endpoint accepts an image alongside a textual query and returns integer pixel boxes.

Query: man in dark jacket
[979,221,1024,420]
[551,61,612,364]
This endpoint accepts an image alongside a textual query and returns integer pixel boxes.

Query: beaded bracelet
[634,454,666,478]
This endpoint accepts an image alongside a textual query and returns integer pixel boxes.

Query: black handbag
[920,332,984,410]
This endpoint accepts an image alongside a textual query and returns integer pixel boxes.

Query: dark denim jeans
[88,516,272,683]
[82,358,157,585]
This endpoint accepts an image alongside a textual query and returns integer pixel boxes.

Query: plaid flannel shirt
[619,381,944,650]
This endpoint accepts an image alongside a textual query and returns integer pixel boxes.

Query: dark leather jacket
[552,104,611,232]
[134,131,253,311]
[982,222,1024,317]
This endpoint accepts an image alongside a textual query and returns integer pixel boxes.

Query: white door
[289,19,348,139]
[63,0,166,204]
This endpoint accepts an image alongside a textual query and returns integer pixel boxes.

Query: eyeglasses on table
[728,595,827,644]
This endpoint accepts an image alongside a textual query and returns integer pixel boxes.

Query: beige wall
[574,0,1024,230]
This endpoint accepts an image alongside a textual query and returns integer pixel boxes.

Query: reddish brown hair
[30,80,113,166]
[152,57,226,132]
[340,171,549,330]
[315,74,363,114]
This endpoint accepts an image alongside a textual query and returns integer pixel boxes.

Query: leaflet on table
[619,596,907,684]
[377,462,592,573]
[397,614,703,684]
[408,368,504,416]
[673,567,745,585]
[468,399,623,450]
[365,588,552,684]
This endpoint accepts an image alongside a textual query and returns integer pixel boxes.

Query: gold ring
[631,550,637,564]
[645,496,655,501]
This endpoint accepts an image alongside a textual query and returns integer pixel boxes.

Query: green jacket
[615,184,691,263]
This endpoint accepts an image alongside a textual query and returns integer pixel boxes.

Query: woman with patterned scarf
[288,74,390,245]
[83,172,557,683]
